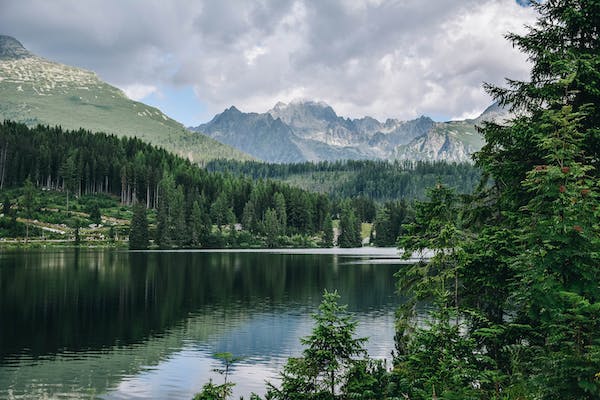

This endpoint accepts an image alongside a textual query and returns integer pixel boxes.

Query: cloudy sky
[1,0,537,126]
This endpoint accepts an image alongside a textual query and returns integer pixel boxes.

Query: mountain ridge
[191,100,506,163]
[0,35,250,162]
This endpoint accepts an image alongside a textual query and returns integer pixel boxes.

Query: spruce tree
[268,290,367,399]
[321,212,334,247]
[263,207,280,248]
[129,202,149,250]
[394,2,600,398]
[273,192,287,234]
[338,201,361,248]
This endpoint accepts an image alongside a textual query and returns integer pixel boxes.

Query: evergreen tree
[273,192,287,234]
[171,185,187,246]
[338,201,361,248]
[211,192,235,230]
[189,200,206,247]
[129,202,149,250]
[473,1,600,396]
[373,200,410,246]
[21,177,36,242]
[393,2,600,398]
[321,212,334,248]
[22,177,36,219]
[156,175,175,248]
[88,203,102,225]
[268,290,367,399]
[60,152,78,212]
[263,207,280,248]
[2,195,10,216]
[242,199,257,232]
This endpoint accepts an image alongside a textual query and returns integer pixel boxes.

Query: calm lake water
[0,249,404,399]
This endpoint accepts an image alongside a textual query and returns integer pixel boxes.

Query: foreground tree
[268,290,368,399]
[475,1,600,396]
[394,1,600,398]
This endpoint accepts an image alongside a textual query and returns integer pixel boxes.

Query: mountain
[193,101,381,162]
[0,35,250,162]
[194,106,305,163]
[192,99,508,163]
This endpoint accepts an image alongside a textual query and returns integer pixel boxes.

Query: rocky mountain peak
[0,35,34,60]
[273,101,287,110]
[268,99,339,130]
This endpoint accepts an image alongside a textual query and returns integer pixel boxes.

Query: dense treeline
[206,159,481,201]
[0,121,339,247]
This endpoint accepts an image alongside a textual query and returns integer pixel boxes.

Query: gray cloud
[0,0,537,122]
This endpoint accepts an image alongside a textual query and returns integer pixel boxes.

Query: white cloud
[0,0,539,123]
[122,84,158,101]
[244,46,269,66]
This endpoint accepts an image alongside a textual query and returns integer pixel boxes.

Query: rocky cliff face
[192,100,508,163]
[195,106,306,163]
[0,36,34,60]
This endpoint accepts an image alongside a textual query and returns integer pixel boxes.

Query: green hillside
[0,36,250,162]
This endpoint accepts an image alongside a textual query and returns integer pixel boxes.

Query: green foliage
[320,213,334,248]
[268,290,368,399]
[87,202,102,225]
[337,201,361,248]
[129,203,149,250]
[3,194,11,216]
[372,199,410,246]
[263,208,281,248]
[392,2,600,399]
[22,177,36,218]
[192,379,234,400]
[207,159,481,202]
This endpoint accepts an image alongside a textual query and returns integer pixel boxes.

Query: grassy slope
[0,56,251,162]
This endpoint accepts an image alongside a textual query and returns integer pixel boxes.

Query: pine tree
[389,2,600,398]
[129,202,149,250]
[189,200,205,247]
[242,200,257,232]
[22,177,36,242]
[156,174,174,248]
[268,290,367,399]
[338,201,361,248]
[88,203,101,225]
[2,195,10,216]
[263,207,280,248]
[321,212,334,247]
[273,192,287,234]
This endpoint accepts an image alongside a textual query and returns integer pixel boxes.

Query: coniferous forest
[0,121,342,248]
[0,121,472,249]
[206,159,481,201]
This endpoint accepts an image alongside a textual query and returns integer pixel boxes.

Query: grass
[0,57,252,163]
[0,187,136,246]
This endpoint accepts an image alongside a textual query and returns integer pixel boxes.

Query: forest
[0,121,335,248]
[206,158,481,201]
[0,121,414,248]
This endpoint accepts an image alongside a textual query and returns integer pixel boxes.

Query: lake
[0,248,405,399]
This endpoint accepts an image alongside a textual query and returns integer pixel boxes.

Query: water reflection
[0,249,401,399]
